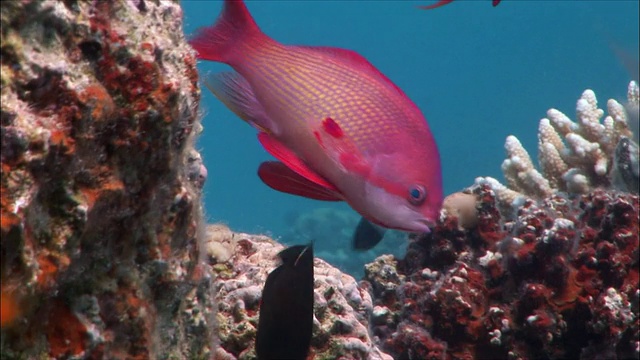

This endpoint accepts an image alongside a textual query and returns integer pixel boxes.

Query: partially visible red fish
[190,0,443,244]
[420,0,501,10]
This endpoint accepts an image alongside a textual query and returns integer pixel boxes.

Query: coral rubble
[364,184,639,359]
[1,1,211,358]
[480,82,639,217]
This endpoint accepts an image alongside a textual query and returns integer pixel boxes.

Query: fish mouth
[406,218,434,233]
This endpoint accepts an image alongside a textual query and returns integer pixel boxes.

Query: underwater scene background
[183,0,639,276]
[1,1,638,358]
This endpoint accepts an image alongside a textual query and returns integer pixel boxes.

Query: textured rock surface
[1,1,212,358]
[208,231,393,360]
[364,184,639,359]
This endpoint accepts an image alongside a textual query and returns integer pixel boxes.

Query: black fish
[256,244,314,360]
[352,217,386,251]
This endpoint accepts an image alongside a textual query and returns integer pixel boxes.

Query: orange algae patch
[140,42,154,54]
[78,83,115,121]
[36,254,69,289]
[79,176,124,209]
[157,232,172,259]
[551,267,581,311]
[117,285,150,321]
[1,210,21,232]
[50,128,76,155]
[183,53,199,93]
[0,290,20,328]
[46,300,87,358]
[0,179,16,230]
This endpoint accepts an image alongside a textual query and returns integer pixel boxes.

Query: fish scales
[247,47,406,154]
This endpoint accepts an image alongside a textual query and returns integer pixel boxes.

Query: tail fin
[189,0,262,64]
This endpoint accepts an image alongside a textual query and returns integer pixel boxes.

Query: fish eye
[408,185,427,205]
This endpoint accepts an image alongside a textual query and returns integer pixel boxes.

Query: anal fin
[258,132,338,191]
[258,161,342,201]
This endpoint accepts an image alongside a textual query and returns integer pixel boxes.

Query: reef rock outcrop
[1,1,211,358]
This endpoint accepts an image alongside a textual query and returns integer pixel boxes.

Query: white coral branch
[486,82,639,217]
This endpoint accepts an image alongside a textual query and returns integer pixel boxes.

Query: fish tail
[189,0,264,64]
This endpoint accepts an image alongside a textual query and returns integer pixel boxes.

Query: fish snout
[411,218,434,233]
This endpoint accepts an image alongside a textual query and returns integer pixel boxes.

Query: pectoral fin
[205,72,276,133]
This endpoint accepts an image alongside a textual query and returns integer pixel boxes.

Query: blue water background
[182,1,638,275]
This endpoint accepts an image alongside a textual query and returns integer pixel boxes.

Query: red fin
[257,132,338,191]
[419,0,455,10]
[258,162,342,201]
[189,0,261,63]
[493,0,501,6]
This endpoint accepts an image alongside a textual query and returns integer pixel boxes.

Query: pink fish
[419,0,501,10]
[190,0,443,248]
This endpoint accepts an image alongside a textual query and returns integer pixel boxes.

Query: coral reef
[480,82,639,217]
[3,1,637,359]
[207,231,393,360]
[1,1,212,358]
[363,183,639,359]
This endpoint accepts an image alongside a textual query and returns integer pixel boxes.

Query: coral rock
[441,191,479,231]
[364,184,639,359]
[1,1,211,358]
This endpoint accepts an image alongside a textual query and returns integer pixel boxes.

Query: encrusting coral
[364,184,639,359]
[479,81,639,217]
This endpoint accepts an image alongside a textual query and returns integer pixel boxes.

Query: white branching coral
[480,81,639,216]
